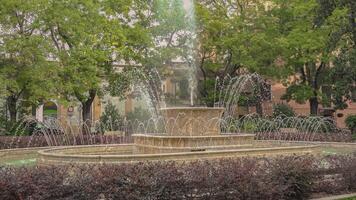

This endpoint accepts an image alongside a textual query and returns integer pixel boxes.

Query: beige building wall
[58,104,67,127]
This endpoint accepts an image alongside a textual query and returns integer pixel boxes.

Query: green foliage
[0,0,60,122]
[274,0,356,114]
[328,48,356,110]
[195,0,286,76]
[200,79,216,106]
[273,103,296,118]
[0,104,8,135]
[281,85,315,104]
[41,0,113,103]
[138,1,193,70]
[345,115,356,135]
[99,102,124,132]
[126,107,151,122]
[193,0,290,106]
[0,0,355,124]
[241,121,258,133]
[0,0,152,123]
[108,69,138,100]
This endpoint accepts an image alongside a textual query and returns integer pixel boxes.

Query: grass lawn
[340,197,356,200]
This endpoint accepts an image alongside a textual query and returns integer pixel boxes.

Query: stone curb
[311,193,356,200]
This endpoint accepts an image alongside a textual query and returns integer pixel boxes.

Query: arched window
[43,101,58,120]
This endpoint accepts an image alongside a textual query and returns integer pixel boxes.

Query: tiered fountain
[37,107,319,165]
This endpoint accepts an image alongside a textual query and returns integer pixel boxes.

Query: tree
[194,0,283,109]
[144,0,195,106]
[275,0,355,115]
[40,0,145,132]
[0,0,60,124]
[328,48,356,110]
[317,0,356,110]
[108,0,196,110]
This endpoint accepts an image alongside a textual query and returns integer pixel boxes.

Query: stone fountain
[37,107,320,165]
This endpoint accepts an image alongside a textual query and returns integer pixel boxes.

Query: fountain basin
[161,107,224,136]
[37,143,321,165]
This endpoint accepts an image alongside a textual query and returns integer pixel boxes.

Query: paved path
[311,193,356,200]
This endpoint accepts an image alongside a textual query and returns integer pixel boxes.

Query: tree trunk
[6,95,17,124]
[81,90,96,134]
[310,62,323,116]
[309,97,319,116]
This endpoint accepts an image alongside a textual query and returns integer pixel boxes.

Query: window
[43,101,58,121]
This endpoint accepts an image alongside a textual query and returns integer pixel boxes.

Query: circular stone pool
[1,141,355,166]
[36,141,320,165]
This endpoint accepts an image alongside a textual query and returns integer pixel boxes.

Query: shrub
[273,103,296,118]
[200,78,216,107]
[98,102,124,133]
[242,120,258,132]
[0,155,355,200]
[345,115,356,135]
[266,156,314,199]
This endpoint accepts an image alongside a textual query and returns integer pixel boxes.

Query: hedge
[0,135,133,150]
[0,154,355,200]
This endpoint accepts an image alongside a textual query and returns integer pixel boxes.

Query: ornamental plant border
[0,154,355,200]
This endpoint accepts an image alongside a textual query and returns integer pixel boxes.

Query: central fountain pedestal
[133,107,255,153]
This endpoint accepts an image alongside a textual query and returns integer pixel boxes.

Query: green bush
[242,121,258,132]
[99,102,124,133]
[199,78,216,107]
[273,103,296,118]
[345,115,356,135]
